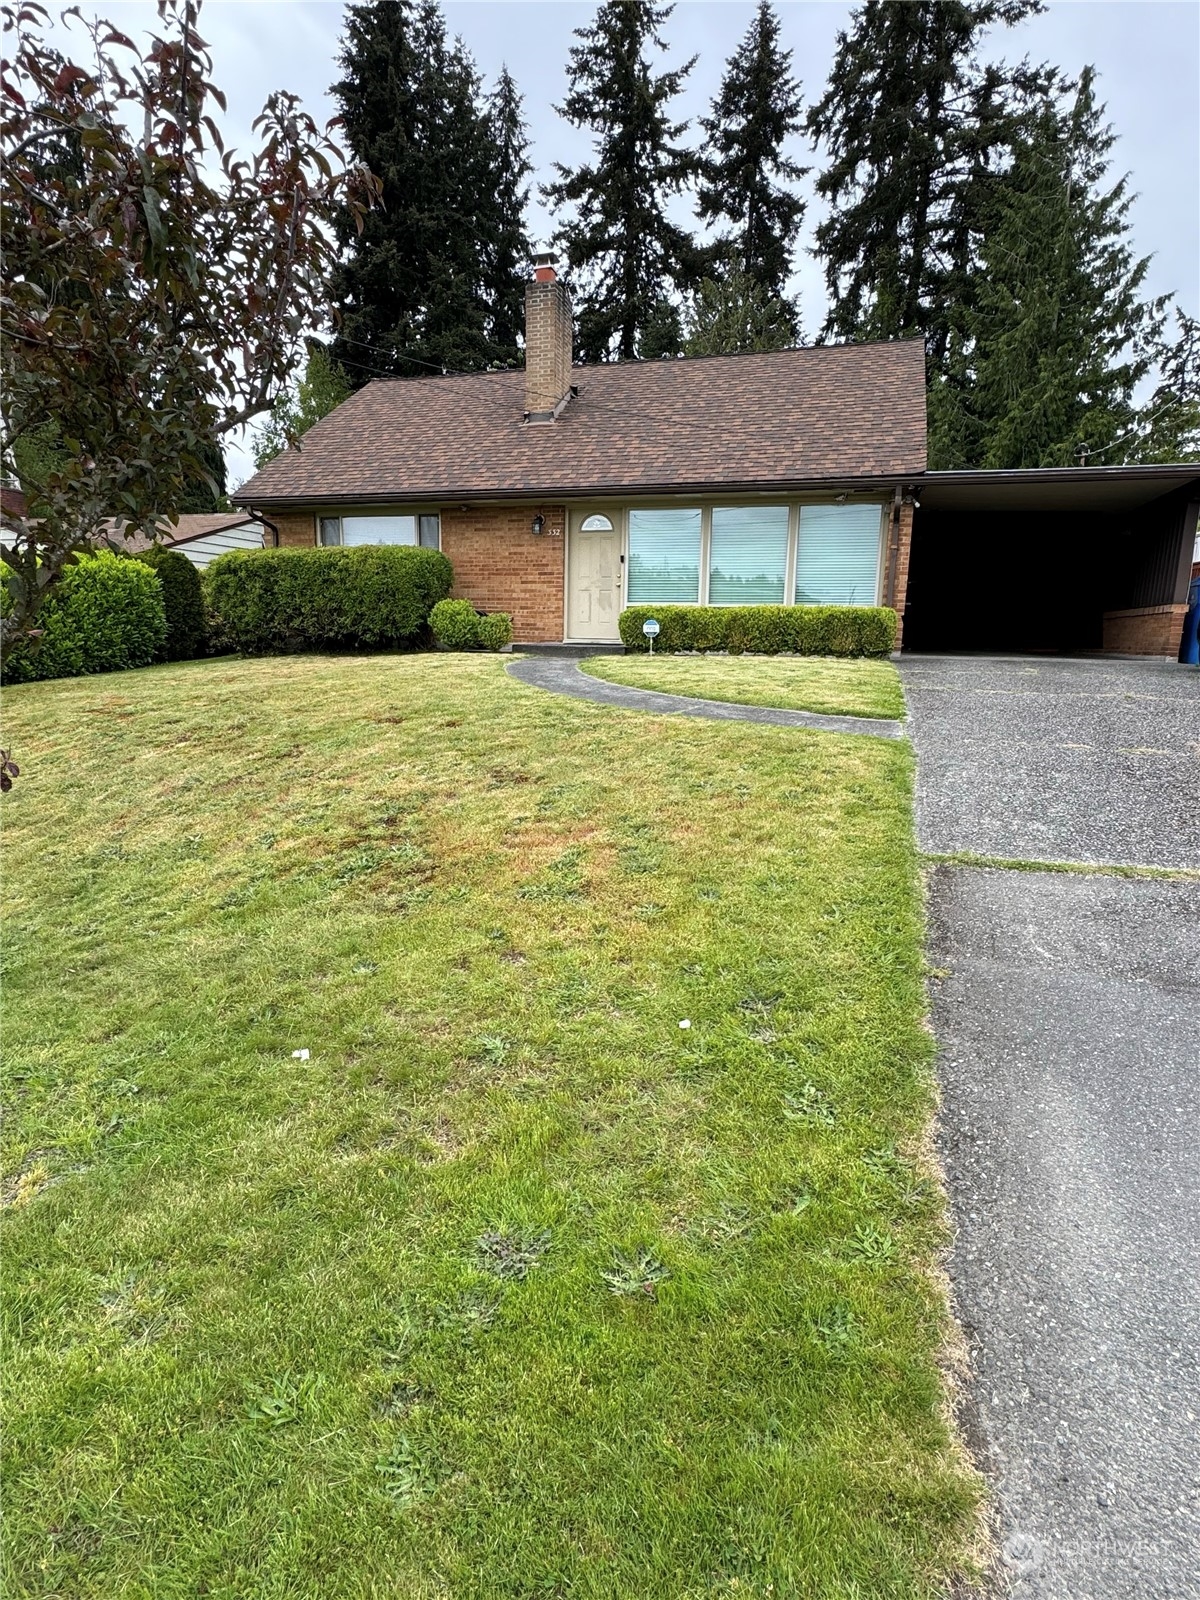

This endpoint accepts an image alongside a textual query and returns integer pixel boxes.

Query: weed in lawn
[782,1082,837,1127]
[846,1222,898,1266]
[811,1305,860,1357]
[374,1380,434,1420]
[474,1034,510,1067]
[375,1436,437,1507]
[475,1229,552,1281]
[696,1202,754,1247]
[602,1247,670,1297]
[244,1372,322,1429]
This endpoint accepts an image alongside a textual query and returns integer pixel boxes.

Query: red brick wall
[1102,604,1187,657]
[261,510,315,548]
[892,499,914,649]
[440,505,566,643]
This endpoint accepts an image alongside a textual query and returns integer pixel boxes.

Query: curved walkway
[507,654,906,739]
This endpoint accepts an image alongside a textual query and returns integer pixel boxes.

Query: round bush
[132,545,206,660]
[2,552,168,683]
[431,597,483,650]
[204,544,453,655]
[477,612,513,651]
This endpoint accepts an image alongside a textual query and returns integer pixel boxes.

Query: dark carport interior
[903,465,1200,656]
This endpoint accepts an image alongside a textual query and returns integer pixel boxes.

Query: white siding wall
[174,522,263,568]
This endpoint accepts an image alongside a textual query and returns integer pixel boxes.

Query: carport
[902,465,1200,656]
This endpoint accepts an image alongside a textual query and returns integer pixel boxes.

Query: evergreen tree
[176,438,229,512]
[807,0,1043,363]
[544,0,701,362]
[329,0,526,383]
[697,0,806,331]
[482,67,533,357]
[253,346,352,468]
[683,270,796,356]
[930,69,1159,469]
[1133,309,1200,463]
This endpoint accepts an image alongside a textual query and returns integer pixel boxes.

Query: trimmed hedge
[131,546,206,660]
[430,598,514,652]
[204,544,453,655]
[618,604,897,657]
[2,552,167,684]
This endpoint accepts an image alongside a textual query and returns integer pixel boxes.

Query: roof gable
[236,339,927,505]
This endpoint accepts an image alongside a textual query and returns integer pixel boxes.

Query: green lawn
[2,654,977,1598]
[580,653,907,720]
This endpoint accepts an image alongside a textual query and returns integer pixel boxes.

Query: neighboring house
[235,255,1200,659]
[105,513,263,569]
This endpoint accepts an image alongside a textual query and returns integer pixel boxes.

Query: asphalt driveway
[898,656,1200,1599]
[900,654,1200,869]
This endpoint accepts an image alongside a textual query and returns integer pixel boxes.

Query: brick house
[237,258,925,648]
[236,257,1200,659]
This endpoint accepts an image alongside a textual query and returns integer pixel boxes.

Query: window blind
[627,508,702,604]
[795,504,883,606]
[341,515,418,547]
[709,506,789,605]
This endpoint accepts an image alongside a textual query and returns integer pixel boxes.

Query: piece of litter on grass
[291,1049,310,1061]
[678,1019,691,1030]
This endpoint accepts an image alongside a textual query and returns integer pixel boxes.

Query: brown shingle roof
[235,339,927,506]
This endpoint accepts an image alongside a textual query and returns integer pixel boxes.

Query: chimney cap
[531,250,558,283]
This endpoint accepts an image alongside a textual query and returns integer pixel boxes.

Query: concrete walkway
[901,656,1200,1600]
[506,654,906,739]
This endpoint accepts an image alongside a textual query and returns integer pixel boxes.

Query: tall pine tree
[544,0,700,362]
[329,0,528,383]
[482,67,533,358]
[929,69,1161,468]
[697,0,807,334]
[807,0,1043,363]
[1136,310,1200,463]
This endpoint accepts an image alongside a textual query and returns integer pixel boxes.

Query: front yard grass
[2,654,976,1598]
[580,651,907,720]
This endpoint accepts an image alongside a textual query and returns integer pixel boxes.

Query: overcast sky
[35,0,1200,487]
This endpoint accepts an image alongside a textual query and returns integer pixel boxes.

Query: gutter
[234,473,924,512]
[245,507,280,549]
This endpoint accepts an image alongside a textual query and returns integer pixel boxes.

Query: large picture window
[319,513,440,549]
[794,504,882,606]
[709,506,789,605]
[627,508,702,604]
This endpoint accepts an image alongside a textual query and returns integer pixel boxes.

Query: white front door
[567,511,622,640]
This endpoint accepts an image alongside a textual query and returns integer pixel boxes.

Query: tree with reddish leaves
[0,0,377,662]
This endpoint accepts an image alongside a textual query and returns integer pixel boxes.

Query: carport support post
[884,487,903,611]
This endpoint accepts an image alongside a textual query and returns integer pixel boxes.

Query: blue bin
[1182,574,1200,665]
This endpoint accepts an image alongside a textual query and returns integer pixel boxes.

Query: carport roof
[918,464,1200,513]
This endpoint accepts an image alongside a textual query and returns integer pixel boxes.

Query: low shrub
[477,612,514,651]
[618,604,896,657]
[431,598,514,652]
[204,544,453,655]
[2,552,167,684]
[431,598,483,649]
[130,545,206,660]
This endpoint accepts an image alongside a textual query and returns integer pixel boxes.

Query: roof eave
[235,471,926,510]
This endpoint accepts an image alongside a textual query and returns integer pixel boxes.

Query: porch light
[531,514,545,535]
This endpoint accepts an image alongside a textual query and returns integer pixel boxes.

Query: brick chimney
[524,252,573,422]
